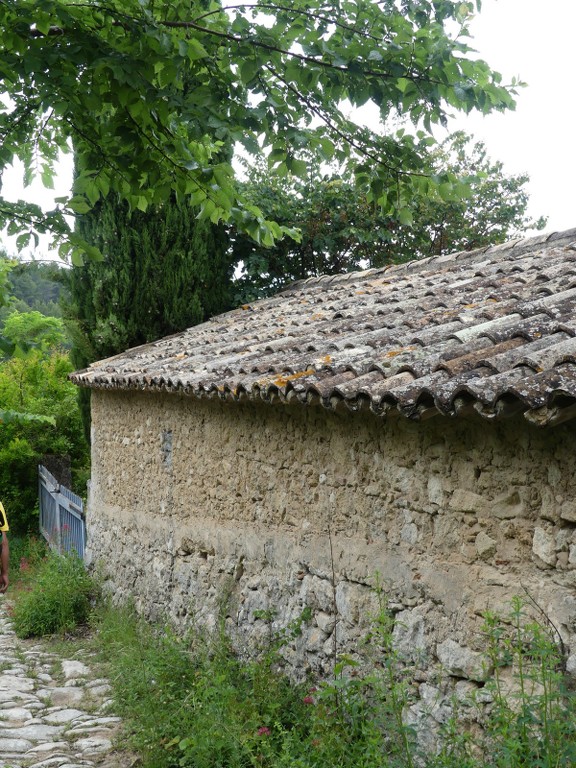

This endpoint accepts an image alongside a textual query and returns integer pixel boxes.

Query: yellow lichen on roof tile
[384,346,417,359]
[272,368,316,388]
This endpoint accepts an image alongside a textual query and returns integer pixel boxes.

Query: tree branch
[191,3,383,44]
[27,7,443,89]
[262,63,430,182]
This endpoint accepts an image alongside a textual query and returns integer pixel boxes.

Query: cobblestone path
[0,601,134,768]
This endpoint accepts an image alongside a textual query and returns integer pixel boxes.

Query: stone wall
[87,389,576,700]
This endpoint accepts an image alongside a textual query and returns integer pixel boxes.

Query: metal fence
[38,464,86,559]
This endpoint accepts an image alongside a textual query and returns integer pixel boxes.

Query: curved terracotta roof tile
[70,229,576,425]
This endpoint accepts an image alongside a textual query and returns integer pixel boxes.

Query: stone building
[72,228,576,699]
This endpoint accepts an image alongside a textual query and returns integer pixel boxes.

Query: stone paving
[0,601,133,768]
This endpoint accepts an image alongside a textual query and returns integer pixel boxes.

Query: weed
[9,534,48,588]
[11,550,96,638]
[89,591,576,768]
[479,596,576,767]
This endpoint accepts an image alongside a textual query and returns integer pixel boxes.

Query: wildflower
[257,726,271,736]
[303,696,314,705]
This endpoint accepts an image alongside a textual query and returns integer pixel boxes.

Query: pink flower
[257,726,271,736]
[303,696,314,705]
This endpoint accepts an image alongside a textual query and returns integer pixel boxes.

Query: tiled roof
[70,227,576,426]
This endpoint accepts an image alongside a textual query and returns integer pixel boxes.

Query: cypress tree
[67,196,233,433]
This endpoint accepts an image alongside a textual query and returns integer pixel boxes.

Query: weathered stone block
[540,487,559,522]
[401,522,418,545]
[392,609,426,661]
[560,501,576,523]
[449,489,486,514]
[475,531,497,560]
[427,476,444,505]
[566,653,576,676]
[492,490,525,520]
[436,639,490,681]
[532,527,557,567]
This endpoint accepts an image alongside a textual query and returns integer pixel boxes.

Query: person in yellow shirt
[0,502,9,593]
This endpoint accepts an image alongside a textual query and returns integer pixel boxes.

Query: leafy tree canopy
[0,0,517,262]
[233,132,547,301]
[2,310,68,352]
[0,271,87,530]
[0,253,11,310]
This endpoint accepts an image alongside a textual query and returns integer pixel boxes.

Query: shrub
[11,549,95,638]
[0,350,90,534]
[90,595,576,768]
[9,534,48,586]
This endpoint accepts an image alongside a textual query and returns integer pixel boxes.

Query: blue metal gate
[38,465,86,558]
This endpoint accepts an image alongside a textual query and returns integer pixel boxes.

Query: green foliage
[65,193,234,435]
[233,133,547,301]
[0,349,89,532]
[480,596,576,768]
[89,593,576,768]
[0,253,12,309]
[67,195,233,364]
[0,257,87,532]
[2,310,67,352]
[0,0,517,260]
[1,259,68,318]
[93,604,311,768]
[8,534,49,587]
[393,132,548,259]
[11,550,95,638]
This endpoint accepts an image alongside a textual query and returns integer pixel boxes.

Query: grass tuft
[11,549,96,638]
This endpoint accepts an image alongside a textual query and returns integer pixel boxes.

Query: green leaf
[438,183,453,202]
[135,195,149,212]
[239,59,260,85]
[397,78,411,93]
[288,159,308,179]
[397,207,413,226]
[186,38,210,61]
[67,197,92,215]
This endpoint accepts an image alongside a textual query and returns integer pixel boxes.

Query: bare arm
[0,533,9,593]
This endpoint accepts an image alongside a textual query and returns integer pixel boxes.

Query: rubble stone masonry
[87,389,576,696]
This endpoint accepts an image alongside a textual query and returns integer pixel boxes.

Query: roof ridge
[282,227,576,293]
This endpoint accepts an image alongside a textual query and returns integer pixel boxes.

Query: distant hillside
[1,257,69,319]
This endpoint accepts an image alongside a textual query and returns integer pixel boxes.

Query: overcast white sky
[1,0,574,259]
[446,0,576,234]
